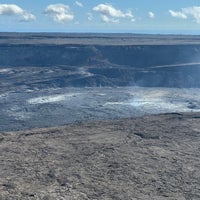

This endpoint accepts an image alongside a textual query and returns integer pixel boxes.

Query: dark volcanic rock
[1,44,200,68]
[1,112,200,199]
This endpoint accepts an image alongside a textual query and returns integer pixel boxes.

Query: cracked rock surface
[1,112,200,199]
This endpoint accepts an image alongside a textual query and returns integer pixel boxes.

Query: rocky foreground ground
[1,112,200,200]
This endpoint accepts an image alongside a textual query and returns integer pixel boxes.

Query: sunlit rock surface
[1,112,200,199]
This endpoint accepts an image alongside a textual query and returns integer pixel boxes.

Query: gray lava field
[1,86,200,132]
[1,33,200,199]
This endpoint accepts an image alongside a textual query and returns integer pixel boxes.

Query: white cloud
[20,12,35,22]
[182,6,200,23]
[125,10,134,18]
[0,4,23,15]
[75,1,83,7]
[44,4,74,23]
[101,15,119,23]
[169,6,200,23]
[93,4,135,23]
[131,18,135,22]
[148,11,155,19]
[169,10,187,19]
[87,12,93,21]
[0,4,35,21]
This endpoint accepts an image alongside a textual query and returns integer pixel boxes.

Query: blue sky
[1,0,200,33]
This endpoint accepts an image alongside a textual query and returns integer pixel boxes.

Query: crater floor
[1,87,200,131]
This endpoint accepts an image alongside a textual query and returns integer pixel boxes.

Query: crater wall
[1,34,200,88]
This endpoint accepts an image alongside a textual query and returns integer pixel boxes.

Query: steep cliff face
[1,42,200,88]
[0,45,97,67]
[1,44,200,67]
[97,45,200,67]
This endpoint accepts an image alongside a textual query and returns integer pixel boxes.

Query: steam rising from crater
[27,93,81,104]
